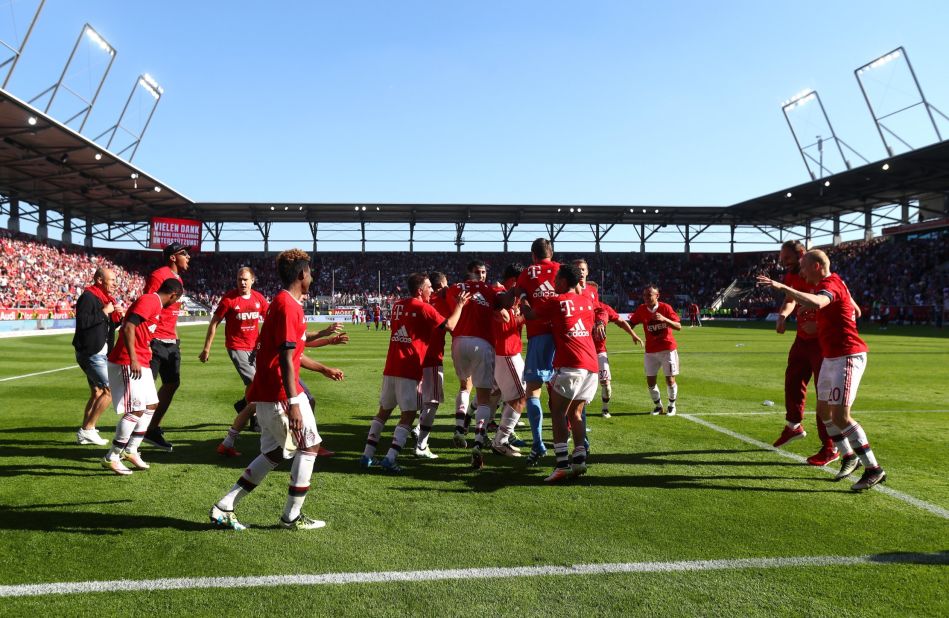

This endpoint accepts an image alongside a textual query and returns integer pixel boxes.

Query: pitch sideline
[681,414,949,520]
[0,365,78,382]
[0,552,946,598]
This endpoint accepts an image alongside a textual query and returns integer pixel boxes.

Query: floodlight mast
[28,23,116,131]
[781,89,867,180]
[94,74,163,162]
[0,0,46,89]
[855,46,948,156]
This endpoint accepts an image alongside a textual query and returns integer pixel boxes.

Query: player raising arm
[627,284,682,416]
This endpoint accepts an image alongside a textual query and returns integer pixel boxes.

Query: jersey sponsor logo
[567,318,589,338]
[646,321,668,332]
[560,298,576,317]
[533,280,557,299]
[471,292,489,307]
[391,325,413,344]
[392,303,406,321]
[237,311,260,321]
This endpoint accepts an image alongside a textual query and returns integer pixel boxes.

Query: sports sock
[822,419,854,456]
[526,397,545,453]
[667,383,678,407]
[108,412,139,460]
[842,422,880,469]
[417,404,438,450]
[217,454,279,510]
[572,445,587,466]
[553,441,569,470]
[601,382,612,411]
[125,410,154,454]
[648,384,662,407]
[283,451,316,522]
[454,391,470,433]
[222,427,240,448]
[362,417,385,459]
[384,424,411,462]
[473,404,491,447]
[786,421,802,430]
[815,414,833,449]
[493,403,521,446]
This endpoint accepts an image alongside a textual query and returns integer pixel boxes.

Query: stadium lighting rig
[0,0,45,89]
[94,73,165,162]
[781,88,867,181]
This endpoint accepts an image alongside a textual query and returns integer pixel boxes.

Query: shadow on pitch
[0,503,208,534]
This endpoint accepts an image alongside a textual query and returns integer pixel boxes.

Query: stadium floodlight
[824,180,831,187]
[154,186,162,192]
[577,208,582,213]
[354,206,359,211]
[0,0,46,89]
[786,192,793,198]
[94,152,102,160]
[27,116,37,125]
[29,23,116,132]
[139,73,163,99]
[882,162,890,171]
[781,88,867,181]
[94,73,164,162]
[854,46,948,157]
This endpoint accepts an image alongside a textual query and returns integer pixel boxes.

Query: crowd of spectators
[1,230,945,324]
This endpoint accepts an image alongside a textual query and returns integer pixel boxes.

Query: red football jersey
[384,297,447,380]
[594,302,621,354]
[628,302,679,353]
[516,259,561,338]
[446,280,498,343]
[246,290,307,403]
[493,306,525,356]
[532,292,598,372]
[783,272,818,341]
[423,292,452,367]
[213,289,269,351]
[815,273,868,358]
[108,293,163,366]
[144,266,183,340]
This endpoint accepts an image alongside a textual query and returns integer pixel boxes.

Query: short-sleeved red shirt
[423,292,452,367]
[213,289,269,351]
[446,280,498,343]
[516,259,561,338]
[628,302,679,353]
[783,272,818,341]
[594,302,621,354]
[246,290,307,403]
[384,297,446,380]
[493,306,525,356]
[532,292,598,372]
[108,293,163,366]
[815,273,868,358]
[144,266,182,340]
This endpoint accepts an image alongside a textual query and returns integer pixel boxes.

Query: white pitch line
[690,409,949,417]
[1,552,946,598]
[0,365,77,383]
[681,414,949,520]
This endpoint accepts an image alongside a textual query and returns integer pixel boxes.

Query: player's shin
[417,404,437,450]
[648,384,662,406]
[473,404,491,447]
[454,391,470,433]
[218,454,279,510]
[667,382,678,406]
[494,403,521,446]
[553,442,570,470]
[601,382,612,411]
[283,451,316,522]
[842,422,880,469]
[125,410,154,454]
[362,417,386,459]
[526,397,545,452]
[822,419,854,456]
[384,423,411,462]
[107,412,139,460]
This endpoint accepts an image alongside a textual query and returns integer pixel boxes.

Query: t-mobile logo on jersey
[391,303,405,321]
[559,298,575,316]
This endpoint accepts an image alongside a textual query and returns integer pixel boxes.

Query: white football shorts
[551,367,598,403]
[597,352,611,383]
[379,375,423,412]
[257,397,321,460]
[421,364,444,404]
[108,362,159,415]
[451,336,495,389]
[494,354,526,402]
[644,349,679,377]
[817,353,867,407]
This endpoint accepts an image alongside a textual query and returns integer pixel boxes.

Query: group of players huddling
[71,235,885,532]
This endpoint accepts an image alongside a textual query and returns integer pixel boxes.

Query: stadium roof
[1,86,947,242]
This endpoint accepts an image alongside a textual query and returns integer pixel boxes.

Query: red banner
[150,217,202,251]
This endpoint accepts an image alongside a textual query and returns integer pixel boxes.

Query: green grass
[0,322,947,616]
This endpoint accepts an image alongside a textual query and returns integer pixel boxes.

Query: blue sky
[3,1,949,250]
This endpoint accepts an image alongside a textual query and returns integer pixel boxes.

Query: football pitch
[0,322,946,616]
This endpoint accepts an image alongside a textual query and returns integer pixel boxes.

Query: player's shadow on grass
[0,504,208,534]
[569,473,850,493]
[867,551,949,566]
[590,448,802,467]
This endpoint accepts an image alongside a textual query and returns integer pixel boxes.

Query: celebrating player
[757,249,886,491]
[414,271,452,459]
[360,273,468,473]
[491,263,527,456]
[770,240,838,466]
[141,242,190,452]
[72,267,122,446]
[199,267,269,457]
[627,283,682,416]
[210,249,344,531]
[101,278,183,475]
[520,264,598,482]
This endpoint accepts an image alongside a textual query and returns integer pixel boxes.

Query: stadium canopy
[1,87,946,251]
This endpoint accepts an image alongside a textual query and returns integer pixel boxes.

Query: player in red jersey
[413,272,452,459]
[491,263,528,457]
[574,259,642,419]
[446,260,502,469]
[688,303,701,327]
[627,284,682,416]
[360,273,468,473]
[757,249,885,491]
[373,304,382,331]
[141,242,190,452]
[211,249,344,531]
[770,240,838,466]
[508,238,561,465]
[199,267,270,457]
[520,263,598,482]
[100,278,183,475]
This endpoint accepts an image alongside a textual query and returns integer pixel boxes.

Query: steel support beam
[501,222,518,252]
[254,220,272,255]
[455,222,465,253]
[308,221,318,254]
[62,207,72,245]
[7,197,19,233]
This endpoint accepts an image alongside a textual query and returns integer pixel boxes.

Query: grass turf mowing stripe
[681,414,949,520]
[1,552,946,598]
[0,365,77,382]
